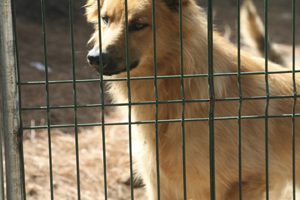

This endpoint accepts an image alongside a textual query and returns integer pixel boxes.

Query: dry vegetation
[23,114,145,200]
[1,0,299,199]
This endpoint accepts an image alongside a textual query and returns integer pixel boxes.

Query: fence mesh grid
[0,0,298,199]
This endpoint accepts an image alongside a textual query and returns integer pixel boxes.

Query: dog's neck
[179,22,239,100]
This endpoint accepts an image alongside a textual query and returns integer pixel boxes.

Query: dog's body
[86,0,300,199]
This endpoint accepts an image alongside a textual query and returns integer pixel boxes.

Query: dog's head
[85,0,200,77]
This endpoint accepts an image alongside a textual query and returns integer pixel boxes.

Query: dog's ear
[163,0,190,11]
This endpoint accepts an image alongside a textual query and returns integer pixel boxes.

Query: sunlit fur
[86,0,300,199]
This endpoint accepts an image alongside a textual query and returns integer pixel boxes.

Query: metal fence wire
[0,0,298,199]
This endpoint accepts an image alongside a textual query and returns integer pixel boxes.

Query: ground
[1,0,299,199]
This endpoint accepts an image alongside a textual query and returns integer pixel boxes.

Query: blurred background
[1,0,299,199]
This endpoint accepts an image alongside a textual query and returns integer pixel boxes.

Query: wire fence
[0,0,298,199]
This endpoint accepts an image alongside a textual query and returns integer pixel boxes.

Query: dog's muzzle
[87,48,108,67]
[87,50,139,76]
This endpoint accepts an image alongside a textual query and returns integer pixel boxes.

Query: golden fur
[85,0,300,199]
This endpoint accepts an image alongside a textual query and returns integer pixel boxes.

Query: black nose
[87,52,109,67]
[87,54,99,66]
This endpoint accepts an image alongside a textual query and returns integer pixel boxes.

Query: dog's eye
[130,23,148,31]
[135,23,144,29]
[101,16,109,25]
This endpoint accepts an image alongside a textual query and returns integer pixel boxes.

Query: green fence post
[151,1,161,199]
[124,1,135,199]
[264,1,270,199]
[292,0,297,199]
[207,0,216,199]
[95,1,108,199]
[68,0,81,199]
[179,0,187,199]
[40,0,54,198]
[237,0,243,199]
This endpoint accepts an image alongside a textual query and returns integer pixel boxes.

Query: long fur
[86,0,300,199]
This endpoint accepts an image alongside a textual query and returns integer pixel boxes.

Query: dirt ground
[1,0,300,199]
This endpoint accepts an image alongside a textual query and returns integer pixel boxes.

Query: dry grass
[23,113,145,200]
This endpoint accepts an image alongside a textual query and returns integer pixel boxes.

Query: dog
[85,0,300,199]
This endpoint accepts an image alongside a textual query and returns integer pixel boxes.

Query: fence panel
[0,0,299,199]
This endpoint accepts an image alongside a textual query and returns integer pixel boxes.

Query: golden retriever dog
[85,0,300,199]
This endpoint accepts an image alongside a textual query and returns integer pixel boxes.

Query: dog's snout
[87,51,109,67]
[101,53,109,66]
[87,54,100,66]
